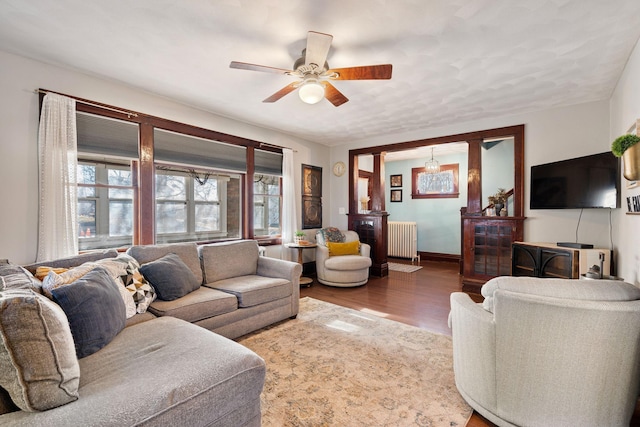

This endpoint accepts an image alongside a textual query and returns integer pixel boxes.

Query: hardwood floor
[301,258,470,336]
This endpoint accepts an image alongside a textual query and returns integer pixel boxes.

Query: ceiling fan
[229,31,392,107]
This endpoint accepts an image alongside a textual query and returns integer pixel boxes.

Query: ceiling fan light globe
[299,81,325,104]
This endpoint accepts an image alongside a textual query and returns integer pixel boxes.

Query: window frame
[40,91,284,248]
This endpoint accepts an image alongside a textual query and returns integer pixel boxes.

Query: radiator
[388,221,418,262]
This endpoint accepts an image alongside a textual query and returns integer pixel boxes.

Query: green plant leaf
[611,134,640,157]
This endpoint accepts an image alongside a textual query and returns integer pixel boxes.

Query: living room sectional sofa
[0,239,302,426]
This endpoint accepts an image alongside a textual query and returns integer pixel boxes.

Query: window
[253,174,281,237]
[63,99,283,250]
[77,161,134,250]
[155,168,241,244]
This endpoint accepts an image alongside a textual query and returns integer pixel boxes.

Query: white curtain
[281,148,297,260]
[36,93,78,261]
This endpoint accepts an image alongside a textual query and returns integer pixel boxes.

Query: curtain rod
[260,142,297,153]
[35,89,139,118]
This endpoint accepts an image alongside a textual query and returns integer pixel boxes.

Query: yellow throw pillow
[327,240,361,256]
[34,266,68,281]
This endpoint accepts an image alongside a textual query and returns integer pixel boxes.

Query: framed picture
[390,189,402,202]
[302,164,322,197]
[390,174,403,188]
[302,196,322,229]
[411,163,460,199]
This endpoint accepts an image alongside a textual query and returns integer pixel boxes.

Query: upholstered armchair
[315,228,372,287]
[449,276,640,427]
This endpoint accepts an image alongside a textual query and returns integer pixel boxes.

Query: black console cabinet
[512,242,612,279]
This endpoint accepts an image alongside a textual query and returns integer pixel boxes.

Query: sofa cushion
[0,289,80,411]
[51,267,126,358]
[0,263,42,292]
[324,255,372,271]
[22,249,119,274]
[127,242,203,285]
[139,253,201,301]
[206,275,291,308]
[327,240,361,256]
[148,286,237,322]
[0,317,266,426]
[481,276,640,313]
[199,240,259,283]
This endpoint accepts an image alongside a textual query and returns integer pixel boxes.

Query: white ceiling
[2,0,640,147]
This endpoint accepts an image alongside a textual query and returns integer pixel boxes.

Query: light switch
[338,207,346,215]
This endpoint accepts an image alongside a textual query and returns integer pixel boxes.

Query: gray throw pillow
[139,253,201,301]
[51,267,126,358]
[0,289,80,411]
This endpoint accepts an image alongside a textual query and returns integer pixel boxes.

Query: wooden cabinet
[461,216,525,293]
[348,212,389,277]
[512,242,612,279]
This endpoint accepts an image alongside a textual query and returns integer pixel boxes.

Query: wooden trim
[417,251,460,263]
[245,147,254,239]
[138,122,155,244]
[350,124,525,156]
[467,139,482,213]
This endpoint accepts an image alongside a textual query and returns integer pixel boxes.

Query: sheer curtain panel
[281,148,297,260]
[37,93,78,261]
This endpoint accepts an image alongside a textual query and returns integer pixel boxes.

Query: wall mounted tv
[530,151,620,209]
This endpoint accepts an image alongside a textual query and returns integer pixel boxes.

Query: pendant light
[425,147,440,174]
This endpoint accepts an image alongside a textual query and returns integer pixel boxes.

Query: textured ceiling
[1,0,640,146]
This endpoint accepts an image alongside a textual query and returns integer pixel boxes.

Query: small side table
[285,242,317,287]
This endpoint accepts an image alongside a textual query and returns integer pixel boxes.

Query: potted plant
[611,134,640,180]
[488,188,508,215]
[294,230,305,244]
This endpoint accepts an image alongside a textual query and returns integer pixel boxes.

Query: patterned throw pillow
[318,227,345,246]
[116,254,156,314]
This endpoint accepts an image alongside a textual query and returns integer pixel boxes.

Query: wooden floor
[300,258,640,427]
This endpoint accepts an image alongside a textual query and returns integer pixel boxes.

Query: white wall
[0,50,330,264]
[610,38,640,284]
[330,100,615,267]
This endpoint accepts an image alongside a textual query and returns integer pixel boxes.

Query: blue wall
[385,152,468,255]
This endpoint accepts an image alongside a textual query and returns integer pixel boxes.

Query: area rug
[236,297,471,426]
[388,262,423,273]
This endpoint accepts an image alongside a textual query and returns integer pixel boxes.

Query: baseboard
[418,251,460,263]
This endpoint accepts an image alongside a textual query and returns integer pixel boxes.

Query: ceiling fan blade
[305,31,333,70]
[323,82,349,107]
[326,64,393,80]
[263,82,299,103]
[230,61,293,75]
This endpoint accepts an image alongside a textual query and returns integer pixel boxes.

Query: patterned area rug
[388,262,423,273]
[237,297,471,426]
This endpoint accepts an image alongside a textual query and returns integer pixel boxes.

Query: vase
[622,143,640,181]
[494,203,504,214]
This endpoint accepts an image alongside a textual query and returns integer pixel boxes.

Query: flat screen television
[530,151,620,209]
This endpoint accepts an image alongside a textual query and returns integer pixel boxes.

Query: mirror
[481,137,515,215]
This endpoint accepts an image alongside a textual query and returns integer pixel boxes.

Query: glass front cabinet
[461,216,525,293]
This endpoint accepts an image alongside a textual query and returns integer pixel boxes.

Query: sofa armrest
[449,292,497,414]
[257,256,302,316]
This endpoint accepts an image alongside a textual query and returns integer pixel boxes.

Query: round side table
[285,242,317,287]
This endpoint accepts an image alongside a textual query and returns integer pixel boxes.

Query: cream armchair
[315,229,371,287]
[449,276,640,427]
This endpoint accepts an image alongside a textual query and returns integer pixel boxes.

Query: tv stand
[556,242,594,249]
[512,242,611,278]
